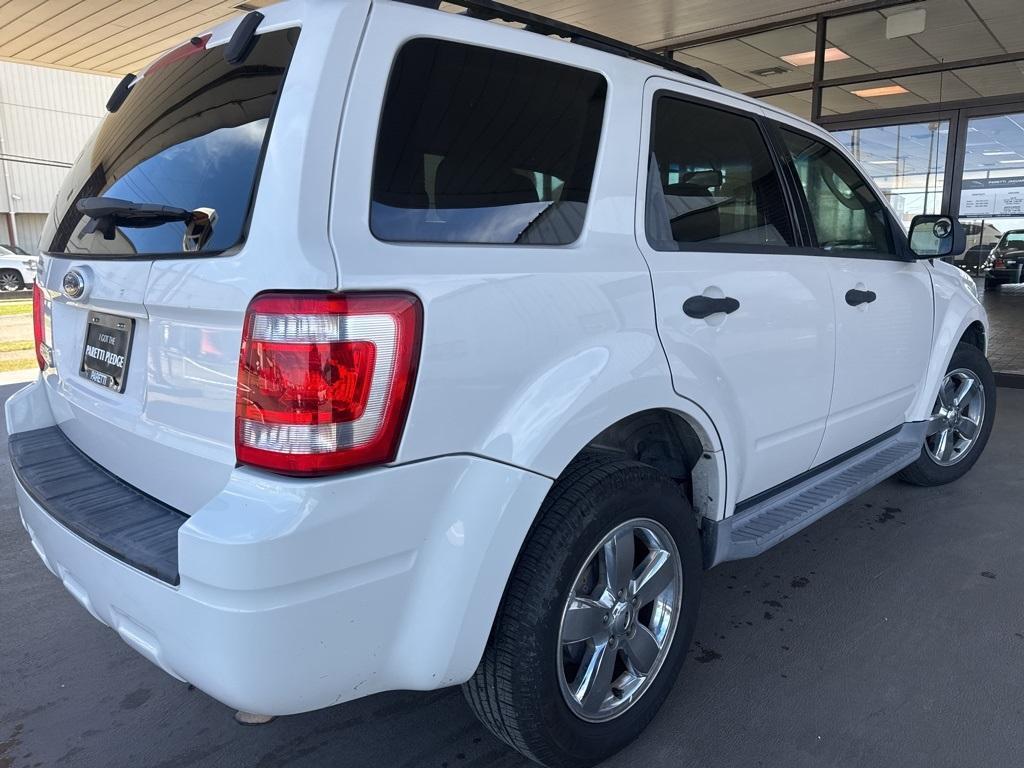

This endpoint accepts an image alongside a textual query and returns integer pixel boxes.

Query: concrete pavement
[2,384,1023,768]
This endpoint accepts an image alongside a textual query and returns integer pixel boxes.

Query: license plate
[80,312,134,393]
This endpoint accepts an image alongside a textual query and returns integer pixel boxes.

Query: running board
[703,421,927,568]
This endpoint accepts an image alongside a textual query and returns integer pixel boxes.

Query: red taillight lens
[994,257,1005,268]
[235,292,422,476]
[32,283,47,370]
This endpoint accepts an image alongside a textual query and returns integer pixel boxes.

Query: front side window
[781,130,896,256]
[371,39,607,245]
[646,96,795,251]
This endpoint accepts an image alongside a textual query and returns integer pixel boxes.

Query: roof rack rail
[399,0,721,87]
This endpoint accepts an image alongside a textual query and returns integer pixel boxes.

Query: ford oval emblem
[62,270,86,299]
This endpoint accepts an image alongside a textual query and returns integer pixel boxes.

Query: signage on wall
[960,176,1024,217]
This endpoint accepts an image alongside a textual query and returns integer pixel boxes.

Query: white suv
[6,2,994,766]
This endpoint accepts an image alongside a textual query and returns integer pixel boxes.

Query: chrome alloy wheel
[557,518,682,722]
[0,272,21,292]
[926,368,986,467]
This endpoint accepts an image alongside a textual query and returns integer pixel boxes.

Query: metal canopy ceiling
[0,0,275,76]
[674,0,1024,114]
[0,0,882,76]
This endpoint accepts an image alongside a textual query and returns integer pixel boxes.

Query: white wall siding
[0,60,116,231]
[13,212,47,254]
[1,102,100,165]
[3,155,68,213]
[0,61,115,117]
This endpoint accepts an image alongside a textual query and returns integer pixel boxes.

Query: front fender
[908,263,987,422]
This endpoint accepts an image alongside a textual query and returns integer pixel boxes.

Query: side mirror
[908,215,965,259]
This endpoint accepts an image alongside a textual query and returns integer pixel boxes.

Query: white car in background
[0,244,36,291]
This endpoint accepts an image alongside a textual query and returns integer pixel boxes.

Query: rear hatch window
[48,28,298,257]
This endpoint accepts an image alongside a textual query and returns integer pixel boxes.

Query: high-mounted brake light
[32,283,47,370]
[235,293,422,476]
[147,34,212,75]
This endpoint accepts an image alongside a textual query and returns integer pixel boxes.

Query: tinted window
[781,130,896,256]
[48,29,298,256]
[371,39,606,245]
[646,96,795,251]
[998,231,1024,250]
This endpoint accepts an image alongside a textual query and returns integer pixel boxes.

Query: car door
[637,79,837,503]
[771,122,934,464]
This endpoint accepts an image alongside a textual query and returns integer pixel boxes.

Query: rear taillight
[235,292,422,476]
[994,256,1005,268]
[32,283,47,370]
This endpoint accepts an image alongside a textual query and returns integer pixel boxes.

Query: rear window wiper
[77,196,193,237]
[76,197,217,251]
[76,192,212,234]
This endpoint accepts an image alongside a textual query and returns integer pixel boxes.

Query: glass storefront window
[959,112,1024,220]
[957,217,1024,274]
[831,120,948,229]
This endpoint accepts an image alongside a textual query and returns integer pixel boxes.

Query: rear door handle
[845,288,877,307]
[683,295,740,319]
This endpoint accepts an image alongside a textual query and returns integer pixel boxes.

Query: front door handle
[845,288,877,307]
[683,295,740,319]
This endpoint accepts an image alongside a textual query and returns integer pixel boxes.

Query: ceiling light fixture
[983,151,1016,156]
[781,47,848,67]
[999,159,1024,164]
[750,66,790,77]
[851,85,908,97]
[869,160,898,165]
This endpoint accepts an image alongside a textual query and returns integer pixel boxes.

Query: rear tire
[463,454,702,768]
[984,278,1002,292]
[898,343,995,487]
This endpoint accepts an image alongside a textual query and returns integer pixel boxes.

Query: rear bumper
[986,266,1022,282]
[7,378,551,715]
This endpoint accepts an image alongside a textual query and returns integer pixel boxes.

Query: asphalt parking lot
[2,383,1023,768]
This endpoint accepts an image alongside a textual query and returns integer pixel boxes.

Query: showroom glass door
[956,107,1024,375]
[957,109,1024,255]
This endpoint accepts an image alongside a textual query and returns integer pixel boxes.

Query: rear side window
[646,95,795,251]
[48,28,298,257]
[371,39,607,245]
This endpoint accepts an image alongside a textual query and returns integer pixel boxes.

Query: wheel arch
[437,401,728,690]
[577,407,726,523]
[959,320,986,355]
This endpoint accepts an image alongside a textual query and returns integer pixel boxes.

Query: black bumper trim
[10,426,187,585]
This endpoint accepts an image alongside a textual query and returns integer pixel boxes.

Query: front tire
[463,455,702,768]
[899,343,995,486]
[0,269,23,292]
